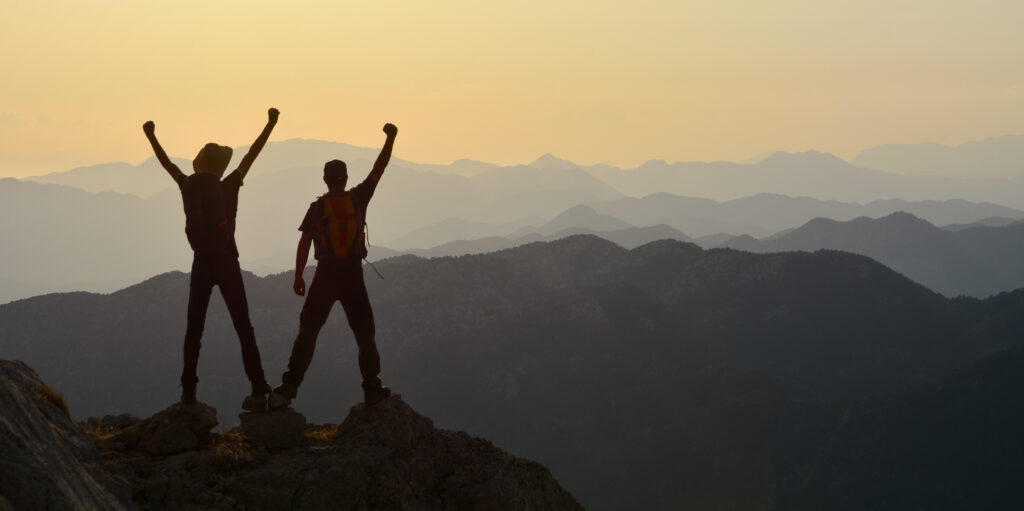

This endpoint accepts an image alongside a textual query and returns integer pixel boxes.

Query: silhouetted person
[270,123,397,409]
[142,108,279,411]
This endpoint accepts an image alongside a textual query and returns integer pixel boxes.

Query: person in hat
[270,122,397,409]
[142,108,279,410]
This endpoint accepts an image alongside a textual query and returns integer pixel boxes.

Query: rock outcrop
[239,406,307,448]
[0,359,583,510]
[101,394,583,510]
[104,401,218,455]
[0,360,131,510]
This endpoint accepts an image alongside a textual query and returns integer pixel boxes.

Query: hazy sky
[2,0,1023,177]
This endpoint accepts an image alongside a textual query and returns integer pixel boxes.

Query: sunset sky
[2,0,1022,177]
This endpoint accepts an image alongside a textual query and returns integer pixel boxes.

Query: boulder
[239,407,307,448]
[110,402,218,456]
[111,393,583,510]
[0,359,130,510]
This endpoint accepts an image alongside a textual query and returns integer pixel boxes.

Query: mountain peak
[540,205,632,235]
[876,210,933,227]
[529,153,577,169]
[759,150,850,168]
[639,158,669,168]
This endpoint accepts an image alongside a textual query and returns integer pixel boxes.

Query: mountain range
[386,192,1024,252]
[585,193,1024,238]
[852,134,1024,179]
[361,207,1024,299]
[0,150,622,302]
[6,134,1024,304]
[28,134,1024,203]
[3,235,1024,510]
[723,211,1024,297]
[7,165,1024,302]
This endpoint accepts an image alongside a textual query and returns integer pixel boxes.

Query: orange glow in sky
[1,0,1023,177]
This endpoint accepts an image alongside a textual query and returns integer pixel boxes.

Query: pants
[181,253,266,389]
[281,262,382,393]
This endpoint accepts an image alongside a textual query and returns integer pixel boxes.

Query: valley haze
[4,135,1024,304]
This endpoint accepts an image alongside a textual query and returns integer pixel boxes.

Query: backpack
[314,191,366,259]
[180,173,228,253]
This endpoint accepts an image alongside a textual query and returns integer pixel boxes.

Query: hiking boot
[181,386,197,404]
[269,383,297,410]
[364,386,391,406]
[242,382,271,412]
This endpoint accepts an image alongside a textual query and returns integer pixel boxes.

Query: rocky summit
[104,401,219,456]
[0,359,582,511]
[0,360,131,510]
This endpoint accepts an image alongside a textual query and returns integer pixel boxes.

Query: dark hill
[3,235,1024,510]
[772,346,1024,510]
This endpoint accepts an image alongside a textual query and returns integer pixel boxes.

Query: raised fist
[143,121,155,135]
[268,108,280,123]
[382,123,397,137]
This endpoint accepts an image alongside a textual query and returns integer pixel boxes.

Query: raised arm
[142,121,185,183]
[292,232,314,296]
[236,108,279,180]
[362,123,398,194]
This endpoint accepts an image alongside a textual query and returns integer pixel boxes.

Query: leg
[337,266,382,392]
[279,265,336,396]
[216,256,266,389]
[182,256,215,391]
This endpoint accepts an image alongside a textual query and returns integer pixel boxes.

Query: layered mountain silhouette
[586,192,1024,238]
[585,149,1024,206]
[723,211,1024,297]
[942,216,1023,231]
[10,136,1024,303]
[853,134,1024,179]
[376,193,1024,254]
[0,153,622,302]
[4,236,1024,509]
[12,169,1024,305]
[0,178,189,303]
[28,137,1024,206]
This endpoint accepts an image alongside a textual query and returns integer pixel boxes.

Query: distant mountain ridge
[853,134,1024,178]
[724,211,1024,297]
[8,168,1024,303]
[587,192,1024,238]
[9,135,1024,304]
[24,135,1024,206]
[379,192,1024,255]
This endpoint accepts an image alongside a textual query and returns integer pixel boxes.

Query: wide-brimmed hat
[193,143,233,175]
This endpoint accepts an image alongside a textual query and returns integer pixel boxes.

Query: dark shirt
[299,180,375,266]
[177,170,244,258]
